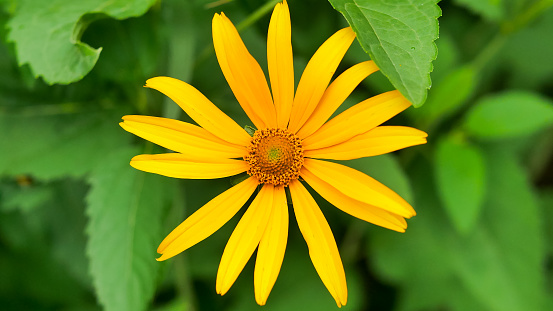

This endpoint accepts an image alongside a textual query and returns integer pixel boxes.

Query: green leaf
[86,147,173,311]
[328,0,441,107]
[370,148,547,311]
[6,0,156,84]
[435,134,486,234]
[464,91,553,139]
[453,145,546,311]
[0,108,130,180]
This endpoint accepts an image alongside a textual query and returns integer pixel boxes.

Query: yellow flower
[120,0,426,307]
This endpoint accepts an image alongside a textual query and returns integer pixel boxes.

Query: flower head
[120,0,427,306]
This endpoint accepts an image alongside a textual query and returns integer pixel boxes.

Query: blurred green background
[1,0,553,310]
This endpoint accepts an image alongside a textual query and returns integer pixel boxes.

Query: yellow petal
[287,27,356,133]
[297,61,379,139]
[304,126,427,160]
[289,180,347,307]
[216,184,274,295]
[157,177,258,261]
[213,13,276,129]
[130,153,248,179]
[145,77,251,146]
[303,159,415,218]
[254,186,288,305]
[267,0,294,128]
[303,90,412,150]
[120,115,247,160]
[301,168,407,232]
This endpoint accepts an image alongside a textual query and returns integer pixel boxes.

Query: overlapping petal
[268,0,294,128]
[120,115,247,160]
[287,27,356,133]
[302,90,412,150]
[145,77,251,146]
[303,158,415,218]
[297,61,379,139]
[301,168,407,232]
[217,184,275,295]
[157,177,258,261]
[254,186,288,305]
[130,153,248,179]
[289,180,347,307]
[213,13,276,129]
[305,126,427,160]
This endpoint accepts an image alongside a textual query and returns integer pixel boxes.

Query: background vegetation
[1,0,553,310]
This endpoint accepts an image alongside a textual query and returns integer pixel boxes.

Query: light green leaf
[453,145,546,311]
[328,0,441,107]
[6,0,156,84]
[464,91,553,139]
[86,147,173,311]
[0,109,130,180]
[435,134,486,234]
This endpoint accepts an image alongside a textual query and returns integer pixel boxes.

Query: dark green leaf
[86,147,173,311]
[435,134,486,234]
[0,108,130,180]
[6,0,156,84]
[464,91,553,139]
[328,0,441,107]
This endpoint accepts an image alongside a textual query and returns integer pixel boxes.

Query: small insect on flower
[120,0,427,307]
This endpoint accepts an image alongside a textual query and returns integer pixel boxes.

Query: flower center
[244,128,303,186]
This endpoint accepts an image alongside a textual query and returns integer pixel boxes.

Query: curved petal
[254,186,288,305]
[267,0,294,128]
[121,115,247,160]
[297,61,379,139]
[213,13,276,129]
[217,184,274,295]
[130,153,248,179]
[303,158,415,218]
[157,177,258,261]
[301,168,407,232]
[289,180,347,307]
[303,90,411,150]
[287,27,355,133]
[145,77,251,146]
[304,126,427,160]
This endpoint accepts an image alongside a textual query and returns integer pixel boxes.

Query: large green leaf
[328,0,441,107]
[370,147,547,311]
[435,134,486,234]
[86,147,173,311]
[464,91,553,139]
[6,0,156,84]
[0,108,130,180]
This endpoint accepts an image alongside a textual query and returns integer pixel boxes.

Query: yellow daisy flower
[120,0,427,307]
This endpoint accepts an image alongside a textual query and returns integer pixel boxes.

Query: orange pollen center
[244,128,304,186]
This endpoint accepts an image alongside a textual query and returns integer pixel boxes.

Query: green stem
[236,0,281,31]
[196,0,281,66]
[502,0,553,34]
[470,33,507,73]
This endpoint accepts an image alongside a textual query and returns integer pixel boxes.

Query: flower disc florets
[244,128,304,186]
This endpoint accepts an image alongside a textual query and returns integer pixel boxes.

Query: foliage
[1,0,553,311]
